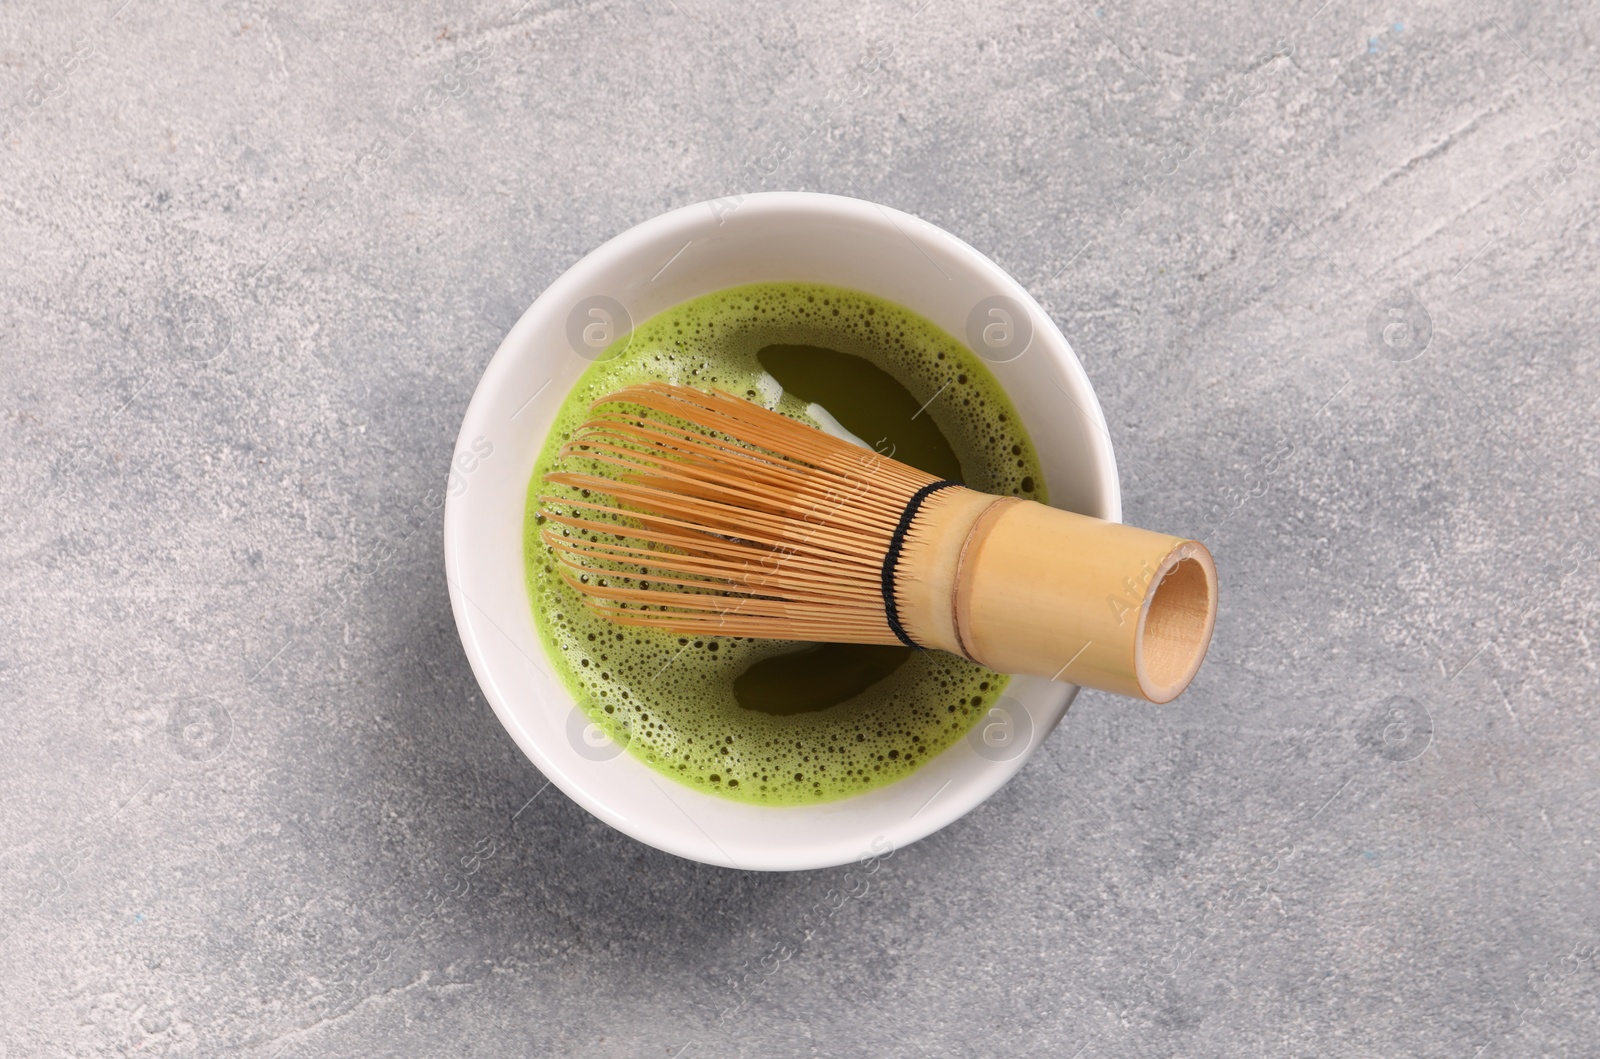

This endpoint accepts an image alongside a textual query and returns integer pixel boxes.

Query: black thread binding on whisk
[881,480,961,649]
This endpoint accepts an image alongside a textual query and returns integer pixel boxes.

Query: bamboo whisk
[540,382,1217,703]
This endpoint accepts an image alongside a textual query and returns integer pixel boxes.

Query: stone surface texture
[3,0,1599,1056]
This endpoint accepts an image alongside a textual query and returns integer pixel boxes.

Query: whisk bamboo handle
[900,487,1217,703]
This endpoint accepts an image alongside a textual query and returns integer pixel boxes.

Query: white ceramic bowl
[444,192,1120,871]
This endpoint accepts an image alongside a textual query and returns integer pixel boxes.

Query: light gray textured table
[4,1,1599,1056]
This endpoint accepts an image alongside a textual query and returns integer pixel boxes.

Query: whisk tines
[538,382,934,643]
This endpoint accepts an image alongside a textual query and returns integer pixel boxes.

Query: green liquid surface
[524,282,1045,805]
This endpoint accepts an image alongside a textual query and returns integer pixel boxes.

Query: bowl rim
[444,191,1121,870]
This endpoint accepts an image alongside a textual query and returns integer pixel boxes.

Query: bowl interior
[444,192,1120,870]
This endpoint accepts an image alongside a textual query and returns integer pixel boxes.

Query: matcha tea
[524,282,1045,805]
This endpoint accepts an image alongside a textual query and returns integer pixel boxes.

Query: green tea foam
[524,282,1045,805]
